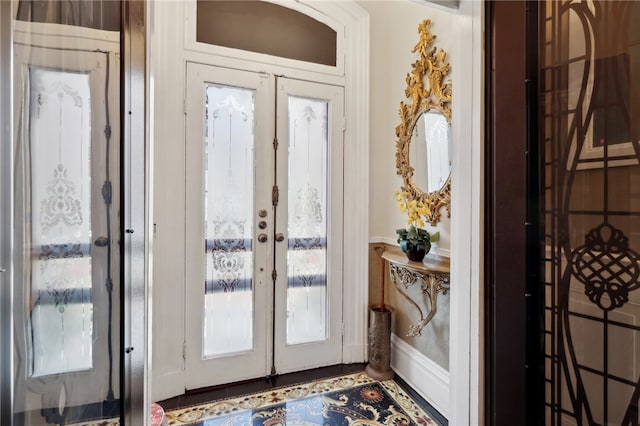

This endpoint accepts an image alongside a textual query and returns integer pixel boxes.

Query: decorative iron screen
[541,1,640,425]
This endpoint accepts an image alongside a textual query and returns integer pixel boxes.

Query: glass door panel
[286,96,329,345]
[29,68,94,377]
[540,1,640,424]
[203,85,255,357]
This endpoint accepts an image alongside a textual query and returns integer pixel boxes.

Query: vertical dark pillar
[485,1,536,425]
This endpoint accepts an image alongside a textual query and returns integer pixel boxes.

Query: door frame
[122,1,150,424]
[183,67,346,388]
[150,0,370,401]
[485,1,543,425]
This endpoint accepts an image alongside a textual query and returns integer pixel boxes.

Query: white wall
[362,0,451,256]
[360,1,483,423]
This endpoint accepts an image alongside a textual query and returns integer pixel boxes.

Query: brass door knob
[258,233,268,243]
[275,233,285,242]
[94,236,109,247]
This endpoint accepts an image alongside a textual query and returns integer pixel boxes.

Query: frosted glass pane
[203,84,255,357]
[29,68,93,376]
[286,96,328,345]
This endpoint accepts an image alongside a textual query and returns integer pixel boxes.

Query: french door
[184,63,344,389]
[10,18,123,424]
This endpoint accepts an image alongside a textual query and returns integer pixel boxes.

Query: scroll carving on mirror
[395,19,452,226]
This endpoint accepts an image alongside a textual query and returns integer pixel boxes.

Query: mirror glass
[409,111,451,194]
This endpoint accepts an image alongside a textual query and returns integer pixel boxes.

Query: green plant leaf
[429,231,440,243]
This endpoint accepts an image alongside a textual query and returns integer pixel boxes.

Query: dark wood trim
[524,2,545,425]
[485,1,531,425]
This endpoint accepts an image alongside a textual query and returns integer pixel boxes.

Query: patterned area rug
[164,372,439,425]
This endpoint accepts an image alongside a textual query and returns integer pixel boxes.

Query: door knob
[94,236,109,247]
[275,233,285,242]
[258,221,267,229]
[258,233,268,243]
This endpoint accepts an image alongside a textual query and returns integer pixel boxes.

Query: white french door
[184,63,344,390]
[12,25,122,415]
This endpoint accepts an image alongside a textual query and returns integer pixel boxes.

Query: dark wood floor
[158,363,366,411]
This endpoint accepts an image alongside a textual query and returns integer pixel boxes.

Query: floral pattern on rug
[164,372,438,426]
[67,419,120,426]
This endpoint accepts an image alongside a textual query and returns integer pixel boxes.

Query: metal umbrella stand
[365,305,394,380]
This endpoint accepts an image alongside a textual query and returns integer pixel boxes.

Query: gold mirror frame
[395,19,452,226]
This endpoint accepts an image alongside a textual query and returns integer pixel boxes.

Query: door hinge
[183,98,187,115]
[183,341,187,361]
[272,185,279,206]
[272,269,277,281]
[341,323,345,336]
[273,137,279,151]
[102,181,112,205]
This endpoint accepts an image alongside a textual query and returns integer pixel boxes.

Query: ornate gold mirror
[395,19,452,225]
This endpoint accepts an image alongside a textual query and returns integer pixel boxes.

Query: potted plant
[394,190,440,262]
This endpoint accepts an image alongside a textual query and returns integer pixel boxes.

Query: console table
[382,247,450,336]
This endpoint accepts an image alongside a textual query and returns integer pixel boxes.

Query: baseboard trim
[391,333,450,418]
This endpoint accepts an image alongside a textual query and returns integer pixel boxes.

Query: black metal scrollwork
[570,224,640,311]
